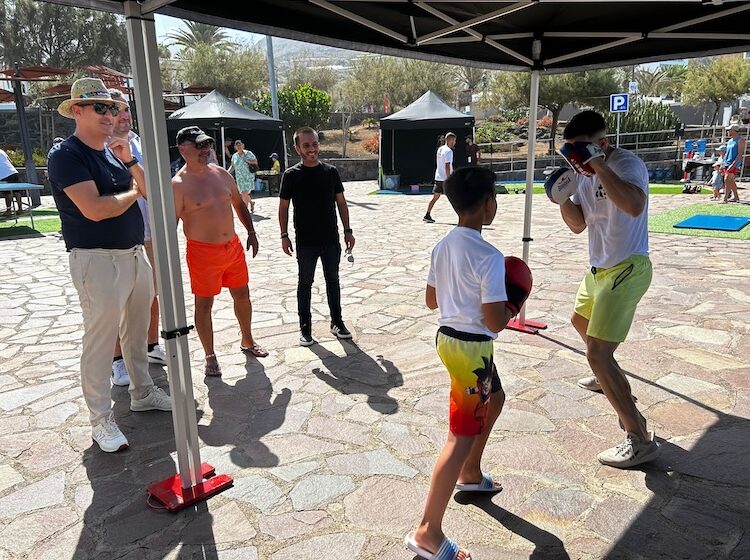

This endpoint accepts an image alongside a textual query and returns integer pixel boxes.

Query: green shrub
[604,100,678,149]
[475,120,514,144]
[3,148,47,167]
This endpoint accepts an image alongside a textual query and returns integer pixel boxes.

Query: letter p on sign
[610,93,629,113]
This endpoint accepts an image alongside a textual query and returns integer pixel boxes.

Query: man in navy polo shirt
[48,78,172,453]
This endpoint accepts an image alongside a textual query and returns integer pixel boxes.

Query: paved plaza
[0,182,749,559]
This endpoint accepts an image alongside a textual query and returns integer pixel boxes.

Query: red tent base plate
[147,462,233,512]
[506,319,548,334]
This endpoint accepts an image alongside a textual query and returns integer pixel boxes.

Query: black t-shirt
[468,143,480,164]
[279,162,344,246]
[48,136,144,251]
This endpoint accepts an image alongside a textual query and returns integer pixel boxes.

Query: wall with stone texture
[0,108,75,151]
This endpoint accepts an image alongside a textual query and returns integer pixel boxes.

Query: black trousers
[296,243,342,329]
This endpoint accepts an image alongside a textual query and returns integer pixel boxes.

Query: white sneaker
[577,376,602,392]
[148,344,168,365]
[92,414,129,453]
[597,432,660,468]
[111,359,130,387]
[130,386,172,412]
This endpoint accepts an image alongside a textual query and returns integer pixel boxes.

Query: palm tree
[167,21,235,53]
[633,67,670,97]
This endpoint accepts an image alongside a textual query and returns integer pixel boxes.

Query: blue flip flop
[454,472,502,493]
[404,533,469,560]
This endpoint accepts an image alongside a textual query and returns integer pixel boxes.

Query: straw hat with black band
[58,77,129,119]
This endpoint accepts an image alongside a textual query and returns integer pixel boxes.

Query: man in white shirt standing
[107,89,167,387]
[555,110,659,469]
[423,132,456,223]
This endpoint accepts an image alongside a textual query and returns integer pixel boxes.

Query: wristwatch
[124,158,139,168]
[344,228,353,234]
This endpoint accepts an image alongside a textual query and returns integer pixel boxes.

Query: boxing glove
[544,168,578,204]
[559,141,605,177]
[504,256,533,316]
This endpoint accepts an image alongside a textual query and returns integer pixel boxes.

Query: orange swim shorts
[186,235,248,297]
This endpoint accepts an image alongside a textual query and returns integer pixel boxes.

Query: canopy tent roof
[42,1,750,74]
[167,90,283,130]
[381,90,474,130]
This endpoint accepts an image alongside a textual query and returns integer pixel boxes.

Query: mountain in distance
[254,36,364,68]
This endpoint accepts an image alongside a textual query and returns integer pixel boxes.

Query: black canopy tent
[380,90,475,188]
[167,90,286,171]
[36,0,750,505]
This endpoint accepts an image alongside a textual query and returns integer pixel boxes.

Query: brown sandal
[204,354,222,377]
[240,344,269,358]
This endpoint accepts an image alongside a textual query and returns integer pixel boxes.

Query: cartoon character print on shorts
[466,354,495,432]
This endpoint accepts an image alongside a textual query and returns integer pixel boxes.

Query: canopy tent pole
[377,128,382,188]
[123,0,232,510]
[266,36,280,120]
[507,69,547,334]
[221,126,226,168]
[12,64,41,206]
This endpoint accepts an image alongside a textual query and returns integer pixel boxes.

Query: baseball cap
[726,124,740,132]
[718,144,727,151]
[270,152,278,158]
[176,126,213,145]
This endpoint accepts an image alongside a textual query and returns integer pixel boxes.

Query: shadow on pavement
[199,355,290,468]
[73,365,220,559]
[453,492,571,560]
[602,372,750,560]
[310,340,403,414]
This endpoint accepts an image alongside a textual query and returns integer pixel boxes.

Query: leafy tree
[682,55,750,124]
[486,69,619,154]
[256,84,332,140]
[181,44,267,100]
[0,0,129,70]
[283,53,340,94]
[341,56,457,111]
[167,21,235,54]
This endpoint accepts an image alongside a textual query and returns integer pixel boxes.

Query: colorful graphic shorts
[436,326,502,436]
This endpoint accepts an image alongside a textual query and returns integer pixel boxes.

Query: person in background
[721,124,745,204]
[0,147,21,214]
[423,132,456,223]
[466,136,481,165]
[107,88,167,387]
[270,152,281,173]
[228,140,258,211]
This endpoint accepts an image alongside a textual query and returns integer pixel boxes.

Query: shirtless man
[172,126,268,377]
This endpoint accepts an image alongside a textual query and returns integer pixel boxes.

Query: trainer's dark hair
[294,126,318,146]
[445,166,495,214]
[563,110,607,140]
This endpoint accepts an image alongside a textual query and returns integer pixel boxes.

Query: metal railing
[478,123,749,180]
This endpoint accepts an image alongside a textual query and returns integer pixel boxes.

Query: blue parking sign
[610,93,629,113]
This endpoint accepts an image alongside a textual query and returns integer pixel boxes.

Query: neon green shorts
[574,255,652,343]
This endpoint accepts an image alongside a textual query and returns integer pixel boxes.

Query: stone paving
[0,182,749,560]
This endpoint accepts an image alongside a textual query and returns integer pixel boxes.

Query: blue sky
[154,14,261,45]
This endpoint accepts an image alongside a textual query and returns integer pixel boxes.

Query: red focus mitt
[559,141,604,177]
[504,256,533,316]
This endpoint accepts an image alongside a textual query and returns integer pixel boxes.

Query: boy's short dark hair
[294,126,318,146]
[563,110,607,140]
[445,166,495,213]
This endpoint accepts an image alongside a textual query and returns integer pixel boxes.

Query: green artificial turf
[649,202,750,240]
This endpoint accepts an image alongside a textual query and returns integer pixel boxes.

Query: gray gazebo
[37,0,750,507]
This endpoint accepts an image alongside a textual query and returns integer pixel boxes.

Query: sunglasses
[194,140,214,150]
[78,102,120,116]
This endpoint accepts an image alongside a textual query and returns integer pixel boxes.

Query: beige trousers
[69,246,155,425]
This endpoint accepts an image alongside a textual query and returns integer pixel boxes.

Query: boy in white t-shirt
[423,132,456,223]
[557,110,659,469]
[406,167,531,560]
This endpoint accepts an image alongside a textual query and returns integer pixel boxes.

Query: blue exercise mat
[673,214,750,231]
